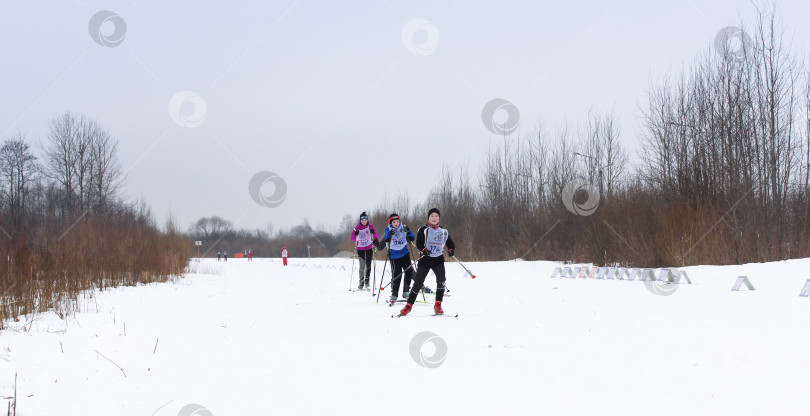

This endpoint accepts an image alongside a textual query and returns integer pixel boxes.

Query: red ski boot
[399,303,413,316]
[434,301,444,315]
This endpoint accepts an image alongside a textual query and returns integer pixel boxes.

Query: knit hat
[428,207,440,217]
[360,212,368,220]
[388,213,400,224]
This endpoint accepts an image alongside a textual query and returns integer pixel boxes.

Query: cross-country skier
[399,208,455,316]
[281,246,288,266]
[351,212,379,290]
[224,251,228,261]
[217,251,221,262]
[379,213,416,305]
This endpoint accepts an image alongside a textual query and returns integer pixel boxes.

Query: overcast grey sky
[2,0,808,232]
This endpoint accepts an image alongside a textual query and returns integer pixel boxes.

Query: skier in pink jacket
[350,212,379,290]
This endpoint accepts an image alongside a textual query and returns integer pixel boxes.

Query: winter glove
[448,249,455,257]
[354,229,359,236]
[406,234,414,242]
[402,225,410,233]
[372,239,379,247]
[421,248,431,257]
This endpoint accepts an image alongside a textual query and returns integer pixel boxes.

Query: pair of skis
[383,253,474,318]
[391,312,458,318]
[387,299,428,305]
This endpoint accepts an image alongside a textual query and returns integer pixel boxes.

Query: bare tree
[44,112,80,215]
[599,111,627,201]
[578,109,627,201]
[193,216,234,239]
[0,133,38,234]
[88,123,124,210]
[43,112,125,216]
[752,6,802,253]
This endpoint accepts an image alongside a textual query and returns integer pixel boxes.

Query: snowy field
[3,256,810,415]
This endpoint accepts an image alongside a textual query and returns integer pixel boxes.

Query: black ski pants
[407,256,445,304]
[389,255,414,297]
[357,249,373,286]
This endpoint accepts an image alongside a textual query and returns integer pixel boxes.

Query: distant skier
[217,251,221,262]
[248,249,254,261]
[351,212,379,290]
[224,251,228,262]
[399,208,455,316]
[281,246,288,266]
[379,213,415,305]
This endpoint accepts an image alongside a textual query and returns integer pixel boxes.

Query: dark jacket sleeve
[415,226,427,251]
[446,232,455,250]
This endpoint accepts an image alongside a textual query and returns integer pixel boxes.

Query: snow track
[2,257,810,415]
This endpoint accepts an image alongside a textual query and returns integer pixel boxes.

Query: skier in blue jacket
[379,213,416,305]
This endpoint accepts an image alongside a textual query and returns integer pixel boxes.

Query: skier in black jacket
[399,207,455,316]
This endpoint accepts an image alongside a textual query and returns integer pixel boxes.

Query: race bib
[357,228,373,247]
[425,228,448,256]
[389,227,407,251]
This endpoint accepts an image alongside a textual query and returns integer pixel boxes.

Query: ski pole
[451,256,476,279]
[409,241,419,273]
[378,253,425,294]
[350,228,359,291]
[406,243,424,302]
[374,245,386,297]
[409,241,420,275]
[406,241,427,301]
[375,248,391,303]
[348,254,356,291]
[372,247,377,296]
[421,277,427,302]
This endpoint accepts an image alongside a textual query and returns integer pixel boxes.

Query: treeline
[373,7,810,267]
[0,112,187,328]
[187,216,348,259]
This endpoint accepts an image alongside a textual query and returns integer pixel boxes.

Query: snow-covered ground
[2,257,810,415]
